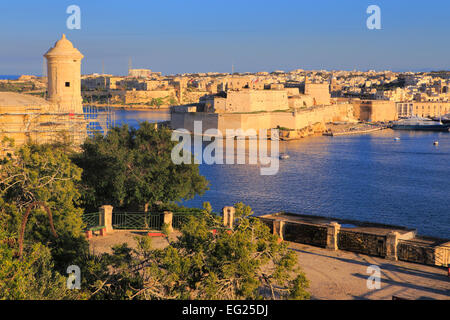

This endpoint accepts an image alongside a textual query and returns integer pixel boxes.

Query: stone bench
[85,225,106,239]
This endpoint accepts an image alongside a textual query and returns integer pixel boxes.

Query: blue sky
[0,0,449,75]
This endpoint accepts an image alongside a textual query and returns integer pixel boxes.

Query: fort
[170,80,398,134]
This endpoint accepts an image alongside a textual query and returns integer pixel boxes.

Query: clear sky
[0,0,449,75]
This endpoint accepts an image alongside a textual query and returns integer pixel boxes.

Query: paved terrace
[88,230,450,300]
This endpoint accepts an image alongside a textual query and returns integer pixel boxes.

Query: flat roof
[0,92,49,107]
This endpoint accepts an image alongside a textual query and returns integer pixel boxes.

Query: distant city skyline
[1,0,449,75]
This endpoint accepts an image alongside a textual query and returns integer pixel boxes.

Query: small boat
[391,116,450,132]
[394,137,400,141]
[433,141,439,146]
[432,113,450,124]
[279,153,290,160]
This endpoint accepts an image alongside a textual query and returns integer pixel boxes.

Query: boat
[394,137,400,141]
[431,113,450,124]
[433,141,439,146]
[279,153,290,160]
[391,116,450,132]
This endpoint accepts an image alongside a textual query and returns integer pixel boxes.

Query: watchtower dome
[44,34,84,113]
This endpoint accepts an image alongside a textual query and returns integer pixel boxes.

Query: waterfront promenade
[290,242,449,300]
[88,230,450,300]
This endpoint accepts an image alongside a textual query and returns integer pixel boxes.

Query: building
[396,101,450,118]
[128,69,152,78]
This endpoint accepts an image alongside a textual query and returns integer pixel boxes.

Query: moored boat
[431,113,450,124]
[391,116,450,132]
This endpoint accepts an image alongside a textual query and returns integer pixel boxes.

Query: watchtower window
[65,82,71,87]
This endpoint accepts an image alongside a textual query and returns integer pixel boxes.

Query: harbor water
[114,109,450,238]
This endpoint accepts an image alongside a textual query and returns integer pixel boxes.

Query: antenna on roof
[102,60,105,75]
[128,57,132,75]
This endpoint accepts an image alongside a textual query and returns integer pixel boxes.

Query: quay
[323,122,388,136]
[323,126,386,136]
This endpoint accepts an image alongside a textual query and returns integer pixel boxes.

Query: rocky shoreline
[278,122,386,140]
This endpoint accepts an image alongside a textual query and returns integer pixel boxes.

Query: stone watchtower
[44,34,84,113]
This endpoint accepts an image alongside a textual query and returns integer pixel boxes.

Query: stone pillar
[326,222,341,251]
[222,206,235,229]
[273,220,285,241]
[163,211,174,233]
[386,231,399,261]
[99,205,113,233]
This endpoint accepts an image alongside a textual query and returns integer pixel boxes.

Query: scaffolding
[84,105,116,137]
[0,105,116,149]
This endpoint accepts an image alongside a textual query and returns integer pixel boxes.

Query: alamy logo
[171,121,279,175]
[366,265,381,290]
[66,265,81,289]
[66,5,81,30]
[366,5,381,30]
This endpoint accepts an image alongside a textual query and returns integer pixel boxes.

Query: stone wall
[304,83,331,105]
[396,239,450,266]
[170,111,219,132]
[225,89,289,113]
[353,100,398,122]
[279,122,327,140]
[111,89,176,104]
[338,230,386,257]
[283,222,328,248]
[125,89,176,104]
[397,240,436,265]
[258,213,449,267]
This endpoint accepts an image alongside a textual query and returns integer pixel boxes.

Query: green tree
[0,238,85,300]
[87,203,310,300]
[0,143,84,240]
[73,122,208,211]
[0,143,88,273]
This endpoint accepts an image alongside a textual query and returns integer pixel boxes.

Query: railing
[82,212,99,230]
[173,211,219,230]
[173,212,194,230]
[85,210,217,231]
[112,212,162,230]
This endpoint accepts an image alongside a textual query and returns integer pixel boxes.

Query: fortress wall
[124,89,176,104]
[217,113,273,132]
[171,112,219,132]
[226,91,251,112]
[293,104,354,129]
[171,104,355,133]
[353,101,397,122]
[304,83,331,105]
[226,90,289,113]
